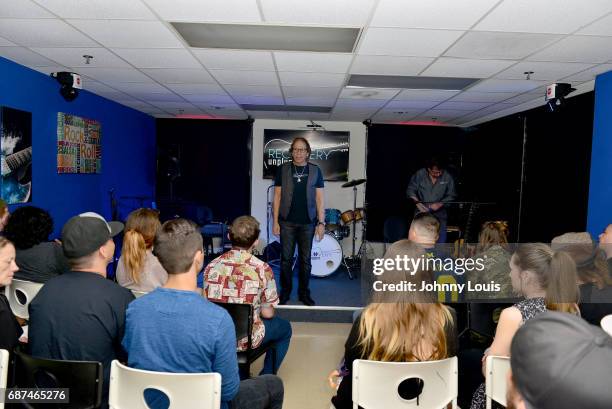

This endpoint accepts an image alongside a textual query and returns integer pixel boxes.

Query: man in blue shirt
[122,218,283,409]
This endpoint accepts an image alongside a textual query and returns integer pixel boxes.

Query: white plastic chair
[485,355,510,409]
[108,360,221,409]
[130,290,148,299]
[601,314,612,336]
[4,279,43,319]
[1,349,9,409]
[352,357,458,409]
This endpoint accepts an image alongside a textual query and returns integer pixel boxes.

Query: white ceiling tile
[420,109,467,118]
[495,61,595,80]
[26,65,70,75]
[339,88,400,100]
[82,80,123,93]
[37,0,156,19]
[0,47,57,66]
[350,55,434,75]
[211,110,248,119]
[385,100,441,110]
[140,108,166,115]
[143,0,261,23]
[0,19,97,47]
[261,0,375,25]
[1,0,54,18]
[274,52,352,73]
[111,82,169,93]
[247,111,289,119]
[112,48,200,69]
[115,99,159,110]
[235,96,285,105]
[76,67,153,82]
[476,103,516,116]
[149,101,198,110]
[164,107,206,115]
[334,98,387,109]
[193,50,275,71]
[421,58,516,78]
[211,70,278,86]
[287,112,331,120]
[285,97,337,106]
[474,0,612,34]
[394,89,459,101]
[502,92,544,105]
[183,94,236,104]
[359,28,464,57]
[31,47,130,68]
[166,83,227,95]
[225,85,282,97]
[0,36,16,46]
[68,20,183,48]
[577,14,612,36]
[448,91,517,103]
[197,102,242,111]
[283,86,340,98]
[371,0,498,30]
[279,72,346,87]
[445,32,562,60]
[129,92,184,103]
[527,36,612,63]
[433,101,492,111]
[467,79,547,93]
[143,68,216,83]
[562,64,612,82]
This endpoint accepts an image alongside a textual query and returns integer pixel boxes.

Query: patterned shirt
[203,249,279,350]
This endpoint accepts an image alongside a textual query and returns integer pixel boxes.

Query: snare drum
[310,233,343,277]
[341,210,354,224]
[329,225,350,241]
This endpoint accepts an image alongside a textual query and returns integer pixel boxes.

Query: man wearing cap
[29,212,134,409]
[507,311,612,409]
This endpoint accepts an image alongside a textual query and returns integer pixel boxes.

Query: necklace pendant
[297,177,301,182]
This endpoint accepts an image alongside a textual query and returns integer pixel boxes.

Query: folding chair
[485,355,510,409]
[109,360,221,409]
[4,279,44,319]
[352,357,458,409]
[601,314,612,336]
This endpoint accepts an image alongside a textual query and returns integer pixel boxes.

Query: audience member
[3,206,69,283]
[330,240,457,409]
[408,212,439,252]
[470,243,579,409]
[507,311,612,409]
[29,212,133,409]
[599,223,612,275]
[467,221,513,300]
[204,215,291,376]
[123,218,283,409]
[116,208,167,292]
[0,198,9,232]
[0,237,22,350]
[552,232,612,325]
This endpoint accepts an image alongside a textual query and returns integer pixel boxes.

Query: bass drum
[310,233,343,278]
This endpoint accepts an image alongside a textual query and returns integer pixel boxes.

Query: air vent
[172,22,360,53]
[348,75,479,90]
[241,104,331,113]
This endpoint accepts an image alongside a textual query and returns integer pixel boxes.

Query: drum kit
[310,178,367,279]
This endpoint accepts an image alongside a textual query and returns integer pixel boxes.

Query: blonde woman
[330,240,457,409]
[116,208,167,292]
[0,237,22,350]
[470,243,579,409]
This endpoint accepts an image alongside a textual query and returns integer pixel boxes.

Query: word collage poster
[57,113,101,174]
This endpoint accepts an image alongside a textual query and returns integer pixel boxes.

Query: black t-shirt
[28,271,134,408]
[275,164,324,224]
[579,282,612,326]
[0,293,22,351]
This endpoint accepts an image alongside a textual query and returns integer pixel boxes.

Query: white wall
[251,119,367,256]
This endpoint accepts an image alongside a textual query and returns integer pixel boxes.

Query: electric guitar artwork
[1,145,32,203]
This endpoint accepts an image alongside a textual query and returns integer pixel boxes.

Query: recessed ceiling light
[348,75,479,90]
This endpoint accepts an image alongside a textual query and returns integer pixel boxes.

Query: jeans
[230,375,284,409]
[280,221,315,298]
[260,316,292,375]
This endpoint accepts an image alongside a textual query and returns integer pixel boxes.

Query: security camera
[51,72,82,102]
[545,83,575,112]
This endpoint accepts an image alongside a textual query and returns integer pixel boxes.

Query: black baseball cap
[511,311,612,409]
[62,212,123,258]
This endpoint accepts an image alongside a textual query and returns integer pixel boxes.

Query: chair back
[4,279,44,319]
[0,349,8,409]
[485,355,510,409]
[108,360,221,409]
[12,349,103,409]
[352,357,458,409]
[212,302,254,348]
[601,314,612,336]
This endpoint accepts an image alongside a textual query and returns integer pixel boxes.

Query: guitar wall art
[0,106,32,204]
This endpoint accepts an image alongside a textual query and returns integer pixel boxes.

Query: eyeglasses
[292,148,308,153]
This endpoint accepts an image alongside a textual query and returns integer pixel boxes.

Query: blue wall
[0,56,156,238]
[587,70,612,236]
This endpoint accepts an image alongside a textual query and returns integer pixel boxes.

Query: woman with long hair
[330,240,457,409]
[0,237,23,350]
[116,208,167,292]
[470,243,579,409]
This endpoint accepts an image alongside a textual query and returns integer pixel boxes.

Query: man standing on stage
[406,157,456,243]
[273,137,325,306]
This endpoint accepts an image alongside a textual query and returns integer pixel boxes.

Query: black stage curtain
[365,92,594,243]
[156,119,252,224]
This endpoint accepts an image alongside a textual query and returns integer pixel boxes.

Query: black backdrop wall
[156,119,252,224]
[366,92,595,242]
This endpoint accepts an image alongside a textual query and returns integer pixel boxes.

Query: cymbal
[341,178,366,188]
